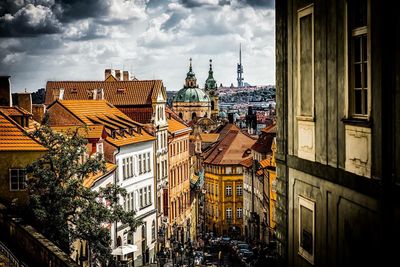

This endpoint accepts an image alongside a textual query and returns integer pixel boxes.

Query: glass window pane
[355,89,362,114]
[300,206,313,254]
[354,64,362,88]
[362,35,368,62]
[363,62,368,88]
[363,89,368,115]
[354,37,361,63]
[349,0,367,29]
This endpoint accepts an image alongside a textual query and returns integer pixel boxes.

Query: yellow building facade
[202,124,256,237]
[166,112,192,243]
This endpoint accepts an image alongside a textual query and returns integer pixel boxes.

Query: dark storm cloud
[0,0,143,37]
[240,0,274,8]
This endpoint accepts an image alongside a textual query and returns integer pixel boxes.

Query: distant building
[173,59,211,122]
[166,109,192,244]
[203,124,256,236]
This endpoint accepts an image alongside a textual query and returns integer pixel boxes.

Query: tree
[27,121,140,265]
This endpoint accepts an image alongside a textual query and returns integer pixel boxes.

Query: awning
[111,244,138,256]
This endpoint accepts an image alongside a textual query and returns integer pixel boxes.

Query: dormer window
[71,88,77,93]
[117,88,126,93]
[96,142,104,155]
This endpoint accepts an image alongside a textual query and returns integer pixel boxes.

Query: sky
[0,0,275,92]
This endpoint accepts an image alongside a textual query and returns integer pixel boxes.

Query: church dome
[219,111,227,118]
[174,87,210,103]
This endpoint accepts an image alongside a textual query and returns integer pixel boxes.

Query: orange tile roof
[203,127,256,165]
[262,123,277,134]
[51,125,106,139]
[0,106,32,116]
[200,133,220,143]
[50,100,155,147]
[83,162,117,188]
[240,157,253,168]
[0,111,46,151]
[45,80,164,106]
[168,117,191,134]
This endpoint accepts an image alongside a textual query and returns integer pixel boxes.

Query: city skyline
[0,0,275,92]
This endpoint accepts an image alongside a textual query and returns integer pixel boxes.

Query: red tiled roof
[240,157,253,168]
[45,80,164,106]
[83,162,117,188]
[118,106,153,124]
[49,100,155,147]
[203,127,256,165]
[0,111,46,151]
[0,106,32,116]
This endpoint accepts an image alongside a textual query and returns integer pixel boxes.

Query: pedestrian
[218,250,224,267]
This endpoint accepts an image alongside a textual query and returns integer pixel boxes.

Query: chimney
[32,104,46,123]
[17,93,32,113]
[105,69,112,80]
[228,113,234,124]
[123,71,130,81]
[92,89,97,100]
[115,70,121,81]
[0,76,12,106]
[59,88,64,100]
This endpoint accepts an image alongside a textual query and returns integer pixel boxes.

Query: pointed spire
[209,59,213,70]
[189,57,193,72]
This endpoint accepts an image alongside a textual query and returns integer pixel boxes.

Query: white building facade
[114,139,157,266]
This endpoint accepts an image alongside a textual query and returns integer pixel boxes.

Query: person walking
[218,250,224,267]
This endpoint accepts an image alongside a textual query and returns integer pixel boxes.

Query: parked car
[235,243,251,255]
[220,236,231,246]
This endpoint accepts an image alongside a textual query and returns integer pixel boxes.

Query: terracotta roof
[0,106,32,116]
[51,125,106,139]
[118,106,153,124]
[168,117,191,134]
[200,133,219,143]
[203,127,256,165]
[83,162,117,188]
[49,100,155,147]
[262,124,277,134]
[240,157,253,168]
[45,80,164,106]
[0,111,46,151]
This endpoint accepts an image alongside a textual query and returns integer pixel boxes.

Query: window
[139,189,143,208]
[298,196,315,264]
[226,208,232,219]
[130,157,134,177]
[148,185,152,205]
[216,184,218,196]
[144,187,148,206]
[297,4,314,118]
[236,185,243,196]
[131,192,134,211]
[143,153,147,172]
[216,207,218,218]
[96,142,103,154]
[10,169,26,191]
[237,208,242,219]
[147,152,151,172]
[122,158,127,180]
[348,0,369,117]
[152,220,156,241]
[225,185,232,196]
[139,154,142,174]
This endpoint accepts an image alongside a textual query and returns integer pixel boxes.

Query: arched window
[192,112,196,120]
[211,100,215,110]
[179,112,183,119]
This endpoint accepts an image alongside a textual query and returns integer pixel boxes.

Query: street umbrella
[111,244,138,256]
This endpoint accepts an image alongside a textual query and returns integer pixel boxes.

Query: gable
[47,102,82,126]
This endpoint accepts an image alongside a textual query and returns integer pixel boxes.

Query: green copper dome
[174,87,210,103]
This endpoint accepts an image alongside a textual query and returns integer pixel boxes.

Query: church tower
[204,59,219,120]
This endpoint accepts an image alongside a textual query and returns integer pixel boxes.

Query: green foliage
[27,121,140,265]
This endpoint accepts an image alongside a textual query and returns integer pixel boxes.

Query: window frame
[296,4,315,120]
[345,0,371,120]
[298,196,315,265]
[225,185,232,197]
[9,169,27,191]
